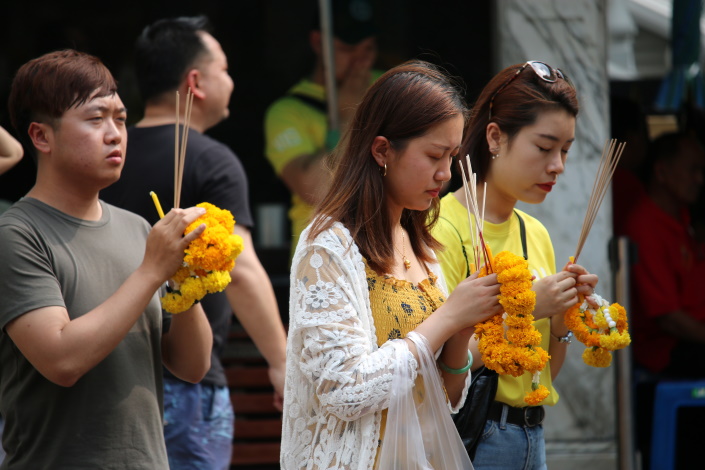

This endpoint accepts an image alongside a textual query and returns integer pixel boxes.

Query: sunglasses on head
[489,61,572,120]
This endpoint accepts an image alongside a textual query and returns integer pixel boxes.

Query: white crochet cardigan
[280,221,471,470]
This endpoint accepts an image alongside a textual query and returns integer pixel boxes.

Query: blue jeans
[163,377,234,470]
[0,415,5,463]
[472,410,547,470]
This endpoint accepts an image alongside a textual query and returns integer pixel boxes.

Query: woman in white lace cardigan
[280,60,504,469]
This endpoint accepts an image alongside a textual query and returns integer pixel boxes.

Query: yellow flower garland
[160,202,244,313]
[475,250,550,405]
[564,293,631,367]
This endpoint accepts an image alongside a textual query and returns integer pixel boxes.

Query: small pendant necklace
[396,224,411,270]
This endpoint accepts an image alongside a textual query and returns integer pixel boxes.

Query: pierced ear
[28,122,52,155]
[370,136,391,167]
[186,69,205,100]
[486,122,503,152]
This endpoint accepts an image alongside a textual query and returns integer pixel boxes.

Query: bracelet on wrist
[550,330,573,344]
[550,316,572,343]
[439,350,473,375]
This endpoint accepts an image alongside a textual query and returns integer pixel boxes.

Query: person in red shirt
[624,131,705,468]
[624,131,705,376]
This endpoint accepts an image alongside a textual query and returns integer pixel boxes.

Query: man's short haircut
[134,15,212,103]
[313,0,377,45]
[644,131,693,179]
[8,49,117,161]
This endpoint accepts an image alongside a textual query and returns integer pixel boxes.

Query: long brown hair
[463,62,579,182]
[308,60,468,274]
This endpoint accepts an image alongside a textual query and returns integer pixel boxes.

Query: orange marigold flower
[161,202,244,314]
[475,248,548,403]
[161,291,195,314]
[525,384,550,405]
[565,291,630,366]
[202,270,231,293]
[582,347,612,367]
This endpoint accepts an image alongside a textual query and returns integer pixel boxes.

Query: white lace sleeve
[289,242,418,422]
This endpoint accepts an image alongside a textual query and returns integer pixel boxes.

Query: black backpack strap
[289,92,327,114]
[513,210,528,260]
[438,216,471,279]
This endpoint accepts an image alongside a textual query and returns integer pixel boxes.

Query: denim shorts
[0,415,5,463]
[472,409,547,470]
[163,377,234,470]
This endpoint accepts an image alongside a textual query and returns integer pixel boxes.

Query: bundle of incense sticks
[459,155,493,273]
[573,138,626,263]
[174,88,195,210]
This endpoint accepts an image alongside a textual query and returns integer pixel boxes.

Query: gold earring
[380,163,387,177]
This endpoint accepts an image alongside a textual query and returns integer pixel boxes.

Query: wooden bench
[226,327,282,469]
[227,246,289,469]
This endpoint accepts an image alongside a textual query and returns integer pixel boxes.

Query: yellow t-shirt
[264,73,383,258]
[432,192,560,407]
[264,79,324,257]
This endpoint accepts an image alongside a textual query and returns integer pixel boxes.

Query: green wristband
[439,351,473,375]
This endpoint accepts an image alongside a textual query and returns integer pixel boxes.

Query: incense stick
[174,91,180,210]
[459,155,492,272]
[174,88,195,210]
[573,138,626,262]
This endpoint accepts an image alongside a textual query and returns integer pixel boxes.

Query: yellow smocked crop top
[365,262,447,456]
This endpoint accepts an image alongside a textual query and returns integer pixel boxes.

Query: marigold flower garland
[474,249,550,405]
[564,292,631,367]
[565,139,630,366]
[161,202,244,313]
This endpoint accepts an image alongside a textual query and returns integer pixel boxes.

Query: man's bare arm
[0,125,23,175]
[6,207,209,387]
[225,225,287,399]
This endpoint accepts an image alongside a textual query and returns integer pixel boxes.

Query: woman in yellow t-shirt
[433,61,598,469]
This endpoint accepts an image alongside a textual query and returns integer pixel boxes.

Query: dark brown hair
[463,62,579,182]
[308,60,468,274]
[8,49,118,160]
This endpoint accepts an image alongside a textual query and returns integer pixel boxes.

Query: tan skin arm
[657,310,705,343]
[225,224,287,409]
[404,272,503,406]
[0,125,23,175]
[279,151,331,206]
[162,301,213,383]
[6,208,212,387]
[545,263,597,379]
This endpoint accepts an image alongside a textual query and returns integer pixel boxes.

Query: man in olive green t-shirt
[0,49,212,469]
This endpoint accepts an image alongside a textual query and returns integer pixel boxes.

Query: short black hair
[644,131,693,182]
[313,0,377,45]
[134,15,212,103]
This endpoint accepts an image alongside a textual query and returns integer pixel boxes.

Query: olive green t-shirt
[0,198,168,469]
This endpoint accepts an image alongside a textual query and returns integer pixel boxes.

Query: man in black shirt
[101,16,287,470]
